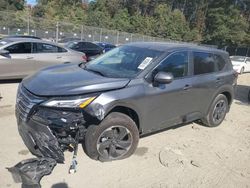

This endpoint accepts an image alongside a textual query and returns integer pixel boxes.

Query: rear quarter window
[193,52,216,75]
[214,54,227,71]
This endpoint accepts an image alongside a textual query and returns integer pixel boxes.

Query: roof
[0,38,64,47]
[125,42,227,54]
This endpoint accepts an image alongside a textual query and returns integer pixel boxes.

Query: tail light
[82,55,87,62]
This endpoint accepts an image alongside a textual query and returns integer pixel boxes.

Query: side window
[71,42,82,50]
[35,43,59,53]
[214,54,226,71]
[193,52,216,75]
[155,51,188,78]
[58,47,67,53]
[5,42,31,54]
[84,42,99,49]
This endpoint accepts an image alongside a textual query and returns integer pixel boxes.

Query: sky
[26,0,37,6]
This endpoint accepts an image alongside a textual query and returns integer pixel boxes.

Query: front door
[1,42,35,78]
[141,51,194,132]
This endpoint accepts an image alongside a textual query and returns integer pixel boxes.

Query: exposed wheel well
[109,106,140,132]
[221,91,232,105]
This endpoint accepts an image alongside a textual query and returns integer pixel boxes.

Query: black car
[94,42,116,53]
[16,42,237,168]
[65,41,103,60]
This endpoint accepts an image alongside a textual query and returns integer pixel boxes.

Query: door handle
[215,78,221,83]
[56,56,62,59]
[26,56,34,60]
[183,84,192,90]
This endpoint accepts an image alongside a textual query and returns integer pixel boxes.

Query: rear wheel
[84,112,139,161]
[201,94,228,127]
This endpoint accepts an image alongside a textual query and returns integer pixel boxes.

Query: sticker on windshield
[138,57,153,70]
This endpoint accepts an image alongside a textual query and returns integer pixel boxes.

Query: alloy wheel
[212,99,227,124]
[97,126,133,160]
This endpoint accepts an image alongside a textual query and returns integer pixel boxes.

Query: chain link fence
[0,10,173,45]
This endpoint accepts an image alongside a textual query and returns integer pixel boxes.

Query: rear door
[189,51,220,115]
[31,42,66,70]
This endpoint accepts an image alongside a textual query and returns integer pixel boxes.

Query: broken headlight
[41,97,96,109]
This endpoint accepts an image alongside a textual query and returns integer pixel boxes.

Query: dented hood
[22,63,130,96]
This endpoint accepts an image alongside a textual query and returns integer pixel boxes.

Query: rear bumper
[233,66,243,73]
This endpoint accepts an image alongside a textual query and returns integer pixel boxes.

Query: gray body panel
[16,42,236,158]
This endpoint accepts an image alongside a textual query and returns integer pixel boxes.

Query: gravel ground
[0,74,249,188]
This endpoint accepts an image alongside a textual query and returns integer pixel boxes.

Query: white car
[0,38,87,79]
[230,56,250,74]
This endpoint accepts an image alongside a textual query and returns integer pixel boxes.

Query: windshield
[230,56,246,62]
[85,45,163,78]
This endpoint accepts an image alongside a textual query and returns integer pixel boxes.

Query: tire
[201,94,229,127]
[84,112,139,162]
[248,90,250,103]
[240,67,244,74]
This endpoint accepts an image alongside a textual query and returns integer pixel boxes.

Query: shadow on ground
[51,182,69,188]
[235,84,250,104]
[0,79,22,84]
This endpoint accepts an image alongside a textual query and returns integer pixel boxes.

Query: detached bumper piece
[7,158,57,188]
[18,119,65,163]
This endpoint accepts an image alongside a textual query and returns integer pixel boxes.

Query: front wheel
[201,94,229,127]
[84,112,139,162]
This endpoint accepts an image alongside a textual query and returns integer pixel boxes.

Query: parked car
[0,38,87,79]
[58,37,82,45]
[230,56,250,74]
[65,41,103,60]
[3,35,41,40]
[16,42,236,165]
[94,42,116,53]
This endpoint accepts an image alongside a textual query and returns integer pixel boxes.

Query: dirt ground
[0,74,249,188]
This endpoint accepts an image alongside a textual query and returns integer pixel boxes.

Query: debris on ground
[159,147,187,167]
[191,124,200,130]
[7,158,57,188]
[190,160,201,168]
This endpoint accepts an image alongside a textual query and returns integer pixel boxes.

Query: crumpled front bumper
[15,85,65,163]
[17,115,65,163]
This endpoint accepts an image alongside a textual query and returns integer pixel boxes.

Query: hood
[22,64,130,96]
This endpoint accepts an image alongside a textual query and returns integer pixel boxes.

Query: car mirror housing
[0,49,10,56]
[154,72,174,84]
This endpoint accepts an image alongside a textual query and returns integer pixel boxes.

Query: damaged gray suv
[16,42,237,164]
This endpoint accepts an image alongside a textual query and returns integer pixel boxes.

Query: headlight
[42,97,96,108]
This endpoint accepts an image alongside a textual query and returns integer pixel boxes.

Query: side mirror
[154,72,174,84]
[0,50,9,56]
